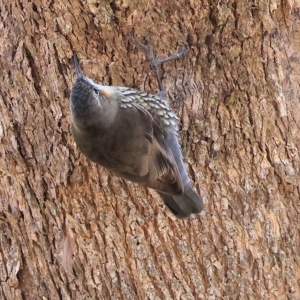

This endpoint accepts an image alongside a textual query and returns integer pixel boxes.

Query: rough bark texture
[0,0,300,299]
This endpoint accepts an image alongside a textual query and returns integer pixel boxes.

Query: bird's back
[71,94,184,196]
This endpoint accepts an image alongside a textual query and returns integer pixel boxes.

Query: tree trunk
[1,0,299,299]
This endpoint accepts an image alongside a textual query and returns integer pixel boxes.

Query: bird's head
[71,56,121,106]
[70,56,121,130]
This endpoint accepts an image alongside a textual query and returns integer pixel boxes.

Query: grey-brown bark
[0,0,299,299]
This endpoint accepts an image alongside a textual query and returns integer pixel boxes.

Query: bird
[70,44,204,219]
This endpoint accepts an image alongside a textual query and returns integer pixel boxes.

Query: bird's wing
[114,103,184,195]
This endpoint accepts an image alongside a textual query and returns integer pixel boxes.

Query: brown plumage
[70,56,204,218]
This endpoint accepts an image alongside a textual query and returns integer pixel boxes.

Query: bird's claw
[133,37,186,92]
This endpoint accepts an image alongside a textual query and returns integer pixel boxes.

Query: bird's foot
[133,37,186,92]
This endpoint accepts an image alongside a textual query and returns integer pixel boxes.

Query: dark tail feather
[158,185,204,219]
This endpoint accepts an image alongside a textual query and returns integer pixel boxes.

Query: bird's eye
[94,89,99,95]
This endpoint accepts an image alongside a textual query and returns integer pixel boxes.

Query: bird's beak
[73,55,83,78]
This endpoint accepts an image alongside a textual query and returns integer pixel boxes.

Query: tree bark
[0,0,299,299]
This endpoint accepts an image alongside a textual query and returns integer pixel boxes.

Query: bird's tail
[158,184,204,219]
